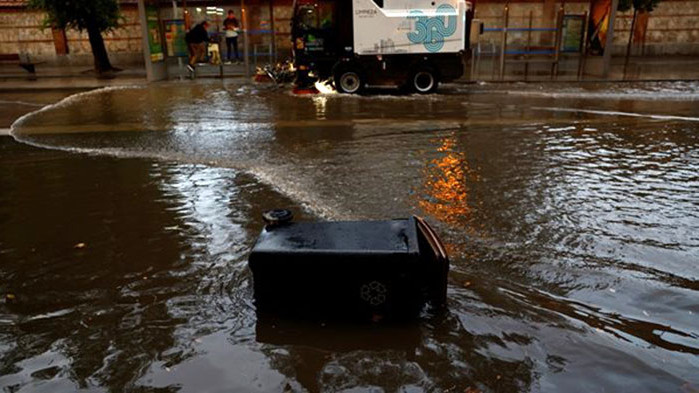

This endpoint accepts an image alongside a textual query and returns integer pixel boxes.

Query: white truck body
[352,0,470,56]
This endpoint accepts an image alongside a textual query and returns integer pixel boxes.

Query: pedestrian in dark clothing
[185,21,210,72]
[223,10,240,63]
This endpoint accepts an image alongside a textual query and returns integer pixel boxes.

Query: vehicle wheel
[334,68,364,94]
[410,68,439,94]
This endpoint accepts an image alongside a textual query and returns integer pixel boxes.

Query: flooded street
[1,81,698,392]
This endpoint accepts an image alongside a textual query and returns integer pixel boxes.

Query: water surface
[2,80,698,392]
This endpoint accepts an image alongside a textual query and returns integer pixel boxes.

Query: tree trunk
[86,23,114,75]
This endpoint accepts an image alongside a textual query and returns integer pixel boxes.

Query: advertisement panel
[560,15,585,53]
[352,0,467,55]
[588,0,612,55]
[164,19,188,57]
[146,4,164,62]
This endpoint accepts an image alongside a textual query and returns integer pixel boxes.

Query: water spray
[314,79,336,95]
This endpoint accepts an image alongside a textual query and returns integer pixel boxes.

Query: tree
[29,0,121,75]
[618,0,661,76]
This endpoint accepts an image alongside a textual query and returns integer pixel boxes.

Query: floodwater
[1,80,698,392]
[0,90,85,131]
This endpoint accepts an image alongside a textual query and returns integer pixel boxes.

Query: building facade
[0,0,143,65]
[0,0,697,67]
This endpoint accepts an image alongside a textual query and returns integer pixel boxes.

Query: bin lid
[251,218,419,255]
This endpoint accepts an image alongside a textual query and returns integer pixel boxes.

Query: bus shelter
[137,0,292,81]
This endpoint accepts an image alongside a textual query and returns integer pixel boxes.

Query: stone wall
[0,5,142,66]
[1,0,697,67]
[614,1,699,55]
[471,0,699,55]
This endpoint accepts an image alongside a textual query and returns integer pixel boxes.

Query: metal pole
[471,29,480,80]
[641,12,648,56]
[602,0,619,78]
[499,4,509,81]
[269,0,277,63]
[470,12,479,80]
[242,0,250,78]
[640,14,646,56]
[623,8,637,79]
[578,11,589,80]
[475,42,481,80]
[525,10,532,81]
[183,0,190,29]
[219,34,224,78]
[172,0,185,80]
[552,6,563,79]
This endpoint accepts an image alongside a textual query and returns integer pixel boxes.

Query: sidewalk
[0,60,255,90]
[0,64,146,79]
[467,54,699,82]
[1,55,697,93]
[605,56,699,81]
[0,64,148,91]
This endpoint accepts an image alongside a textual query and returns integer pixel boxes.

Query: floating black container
[248,211,449,320]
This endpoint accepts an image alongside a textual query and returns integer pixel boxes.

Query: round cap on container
[262,209,294,226]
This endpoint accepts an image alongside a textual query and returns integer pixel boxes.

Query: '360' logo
[407,4,457,53]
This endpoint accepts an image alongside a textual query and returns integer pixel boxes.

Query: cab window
[296,3,334,30]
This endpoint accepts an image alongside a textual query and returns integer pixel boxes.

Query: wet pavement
[0,90,88,132]
[1,80,699,392]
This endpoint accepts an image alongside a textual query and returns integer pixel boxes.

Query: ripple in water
[4,81,699,392]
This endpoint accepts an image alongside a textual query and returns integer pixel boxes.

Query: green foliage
[617,0,661,13]
[28,0,121,32]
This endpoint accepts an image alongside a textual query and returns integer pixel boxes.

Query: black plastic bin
[248,213,449,319]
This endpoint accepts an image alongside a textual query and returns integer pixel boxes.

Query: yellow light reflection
[419,136,479,226]
[312,95,327,120]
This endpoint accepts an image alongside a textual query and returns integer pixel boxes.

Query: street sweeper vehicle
[291,0,472,93]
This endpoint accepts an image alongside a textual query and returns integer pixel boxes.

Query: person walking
[185,21,210,73]
[223,10,241,64]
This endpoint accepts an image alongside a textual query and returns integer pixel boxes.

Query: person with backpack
[185,21,210,73]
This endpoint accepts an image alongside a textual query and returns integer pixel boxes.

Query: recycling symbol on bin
[360,281,388,306]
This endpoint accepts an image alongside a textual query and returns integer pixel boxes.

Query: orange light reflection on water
[418,136,480,228]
